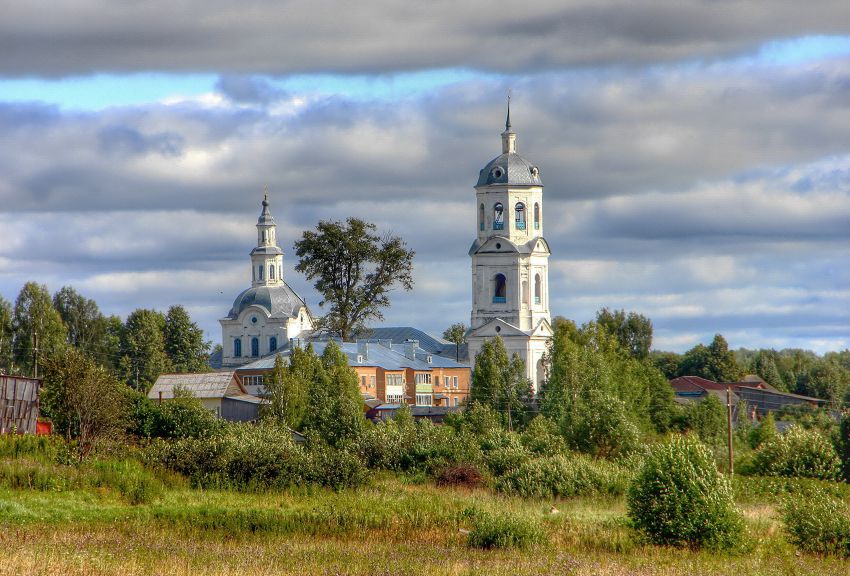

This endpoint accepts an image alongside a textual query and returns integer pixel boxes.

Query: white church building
[219,195,314,368]
[466,108,553,392]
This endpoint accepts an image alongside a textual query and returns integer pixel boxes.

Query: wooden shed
[0,375,40,434]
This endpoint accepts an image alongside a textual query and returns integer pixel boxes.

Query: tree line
[0,281,210,389]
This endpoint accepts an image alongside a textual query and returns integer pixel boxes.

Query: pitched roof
[148,371,243,400]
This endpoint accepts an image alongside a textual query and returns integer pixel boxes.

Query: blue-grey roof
[360,327,447,354]
[227,282,307,320]
[476,152,542,187]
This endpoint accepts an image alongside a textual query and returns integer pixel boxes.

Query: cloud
[4,2,850,77]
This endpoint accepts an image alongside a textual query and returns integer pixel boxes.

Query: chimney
[357,341,370,360]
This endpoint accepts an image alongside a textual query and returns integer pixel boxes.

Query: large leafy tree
[678,334,743,382]
[52,286,109,361]
[442,322,467,361]
[163,305,210,373]
[596,307,653,359]
[303,341,364,446]
[470,336,532,430]
[750,350,785,391]
[119,309,172,390]
[12,282,67,376]
[0,296,12,374]
[295,218,414,340]
[262,351,310,430]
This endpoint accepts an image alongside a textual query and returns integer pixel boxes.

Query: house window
[251,337,259,357]
[415,373,432,385]
[444,376,450,387]
[453,376,458,388]
[515,202,526,230]
[269,336,277,352]
[453,397,459,407]
[361,375,367,388]
[493,273,506,303]
[370,375,375,388]
[386,373,404,386]
[493,203,504,230]
[386,394,404,405]
[534,202,540,230]
[416,394,433,406]
[534,273,541,305]
[479,203,485,231]
[234,339,242,358]
[242,375,263,387]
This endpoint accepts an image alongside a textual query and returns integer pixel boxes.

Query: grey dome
[476,152,542,187]
[227,283,307,320]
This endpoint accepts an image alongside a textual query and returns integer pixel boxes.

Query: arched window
[493,273,506,303]
[534,202,540,230]
[515,202,526,230]
[258,265,264,280]
[534,273,541,305]
[269,336,277,352]
[234,339,242,358]
[479,203,485,231]
[493,203,504,230]
[262,230,267,243]
[269,265,275,279]
[251,337,259,357]
[522,280,529,306]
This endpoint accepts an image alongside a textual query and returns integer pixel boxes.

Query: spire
[258,188,275,224]
[505,94,511,131]
[501,95,517,154]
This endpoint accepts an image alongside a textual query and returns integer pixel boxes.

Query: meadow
[1,443,848,576]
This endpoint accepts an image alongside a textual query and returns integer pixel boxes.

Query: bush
[496,453,630,499]
[520,416,566,456]
[467,510,545,549]
[435,464,484,489]
[627,435,743,549]
[304,443,369,490]
[561,392,640,458]
[751,425,841,480]
[782,488,850,556]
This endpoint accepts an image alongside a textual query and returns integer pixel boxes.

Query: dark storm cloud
[3,1,850,77]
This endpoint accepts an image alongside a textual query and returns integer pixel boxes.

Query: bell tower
[467,102,553,392]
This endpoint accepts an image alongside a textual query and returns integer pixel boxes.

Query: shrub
[520,416,566,456]
[304,443,369,490]
[496,453,630,499]
[435,464,484,489]
[561,392,640,458]
[782,488,850,556]
[627,435,743,549]
[467,510,544,549]
[751,425,841,480]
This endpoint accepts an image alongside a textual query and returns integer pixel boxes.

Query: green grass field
[1,462,849,576]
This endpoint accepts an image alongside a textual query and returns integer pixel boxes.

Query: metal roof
[226,282,308,320]
[476,152,542,187]
[149,371,240,400]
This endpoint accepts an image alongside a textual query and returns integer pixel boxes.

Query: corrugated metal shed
[0,376,40,434]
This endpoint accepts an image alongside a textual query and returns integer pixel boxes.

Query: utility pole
[726,386,734,475]
[32,329,39,379]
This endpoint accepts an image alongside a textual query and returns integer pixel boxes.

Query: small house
[148,371,263,422]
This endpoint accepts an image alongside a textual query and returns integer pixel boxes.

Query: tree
[41,347,127,458]
[262,352,309,430]
[302,342,364,446]
[470,336,532,430]
[685,395,726,446]
[295,218,414,340]
[12,282,67,376]
[163,305,210,373]
[595,308,653,359]
[442,322,467,362]
[52,286,107,358]
[678,334,743,382]
[0,296,12,374]
[119,309,171,390]
[650,350,681,379]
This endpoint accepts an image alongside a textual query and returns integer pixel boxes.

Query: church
[218,104,552,398]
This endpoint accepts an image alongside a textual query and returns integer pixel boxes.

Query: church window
[234,339,242,358]
[479,203,485,231]
[515,202,526,230]
[251,337,259,357]
[258,265,264,280]
[534,273,541,305]
[534,203,540,230]
[262,230,267,243]
[522,280,529,306]
[278,265,282,280]
[269,336,277,352]
[269,265,275,279]
[493,273,506,303]
[493,203,504,230]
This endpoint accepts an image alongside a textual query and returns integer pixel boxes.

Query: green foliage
[0,295,12,374]
[41,347,128,458]
[561,390,640,458]
[467,509,545,550]
[261,352,308,430]
[496,453,631,499]
[294,217,414,340]
[52,286,109,365]
[119,308,172,390]
[839,413,850,482]
[751,425,841,480]
[155,391,223,439]
[678,334,743,382]
[627,435,743,549]
[12,281,67,375]
[782,488,850,557]
[748,412,777,449]
[684,395,726,446]
[303,341,365,446]
[647,366,678,433]
[649,350,681,380]
[470,336,532,430]
[442,322,467,345]
[520,415,566,456]
[750,350,786,391]
[163,305,210,373]
[595,307,653,359]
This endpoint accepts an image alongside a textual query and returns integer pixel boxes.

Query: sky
[1,1,849,354]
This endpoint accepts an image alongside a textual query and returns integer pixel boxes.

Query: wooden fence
[0,376,40,434]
